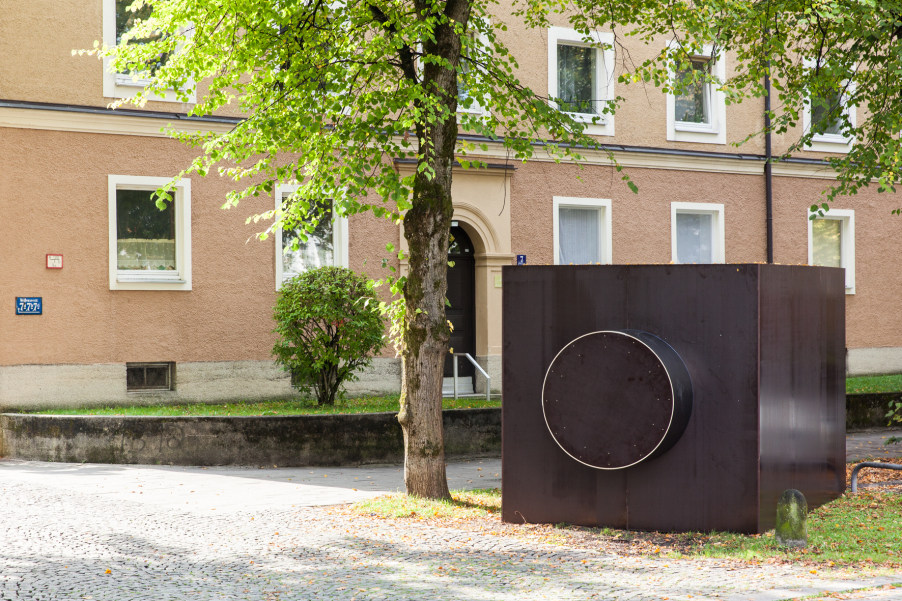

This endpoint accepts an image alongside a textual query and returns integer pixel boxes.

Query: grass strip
[353,488,502,520]
[847,374,902,395]
[32,395,500,417]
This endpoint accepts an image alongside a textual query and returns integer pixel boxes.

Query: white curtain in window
[559,207,600,264]
[676,212,713,264]
[812,219,842,267]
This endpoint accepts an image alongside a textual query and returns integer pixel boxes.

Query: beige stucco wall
[0,127,409,367]
[771,176,902,350]
[0,0,856,160]
[0,0,239,116]
[0,127,278,366]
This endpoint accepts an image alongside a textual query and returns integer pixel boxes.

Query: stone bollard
[775,489,808,548]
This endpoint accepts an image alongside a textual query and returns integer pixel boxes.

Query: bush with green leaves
[273,267,385,406]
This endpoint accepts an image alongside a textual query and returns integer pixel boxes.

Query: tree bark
[397,0,470,500]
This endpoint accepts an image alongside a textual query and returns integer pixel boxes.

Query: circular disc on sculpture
[542,330,693,470]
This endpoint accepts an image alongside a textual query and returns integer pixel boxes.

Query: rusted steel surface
[542,330,692,469]
[501,264,845,534]
[757,266,846,530]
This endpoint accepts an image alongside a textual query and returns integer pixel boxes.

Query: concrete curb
[0,408,501,467]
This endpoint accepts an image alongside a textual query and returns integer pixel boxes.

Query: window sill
[117,276,186,284]
[812,133,851,144]
[805,136,852,154]
[674,122,719,134]
[565,112,607,124]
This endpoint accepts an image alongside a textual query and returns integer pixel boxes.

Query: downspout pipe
[764,60,774,263]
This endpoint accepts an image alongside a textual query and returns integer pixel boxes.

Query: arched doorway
[444,225,476,390]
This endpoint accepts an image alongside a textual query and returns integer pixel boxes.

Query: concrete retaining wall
[0,408,500,467]
[846,393,900,430]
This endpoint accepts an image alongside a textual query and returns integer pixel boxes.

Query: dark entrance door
[444,226,476,378]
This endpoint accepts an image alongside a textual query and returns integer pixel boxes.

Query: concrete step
[442,376,473,396]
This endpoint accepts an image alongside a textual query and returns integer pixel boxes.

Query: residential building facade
[1,0,897,409]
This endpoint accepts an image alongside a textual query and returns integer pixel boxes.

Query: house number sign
[16,297,42,315]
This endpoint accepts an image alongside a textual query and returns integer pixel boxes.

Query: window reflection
[116,189,176,271]
[811,91,843,136]
[557,44,597,115]
[282,201,334,275]
[812,219,842,268]
[675,60,711,124]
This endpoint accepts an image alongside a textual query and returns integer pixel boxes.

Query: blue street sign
[16,297,42,315]
[516,254,527,265]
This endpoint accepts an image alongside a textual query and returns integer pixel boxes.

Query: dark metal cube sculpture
[501,264,845,534]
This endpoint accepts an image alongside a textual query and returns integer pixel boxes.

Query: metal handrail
[850,461,902,493]
[453,353,491,401]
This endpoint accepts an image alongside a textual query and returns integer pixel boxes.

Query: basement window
[127,362,174,392]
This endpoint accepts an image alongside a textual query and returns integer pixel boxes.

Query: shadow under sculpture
[501,264,846,534]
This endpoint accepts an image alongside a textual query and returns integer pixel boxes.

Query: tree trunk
[397,0,470,500]
[398,156,455,500]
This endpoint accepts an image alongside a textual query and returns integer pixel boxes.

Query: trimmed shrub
[273,266,385,405]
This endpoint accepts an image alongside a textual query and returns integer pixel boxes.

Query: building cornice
[0,99,840,180]
[0,99,238,137]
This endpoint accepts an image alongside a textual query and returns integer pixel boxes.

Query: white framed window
[553,197,612,265]
[547,27,615,137]
[102,0,195,103]
[108,175,191,291]
[274,184,349,289]
[808,209,855,294]
[457,20,490,115]
[802,70,855,153]
[666,42,726,144]
[671,202,725,264]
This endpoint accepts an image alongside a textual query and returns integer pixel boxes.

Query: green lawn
[33,395,500,417]
[847,374,902,395]
[676,491,902,566]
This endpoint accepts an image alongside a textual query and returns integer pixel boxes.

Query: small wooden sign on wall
[16,297,42,315]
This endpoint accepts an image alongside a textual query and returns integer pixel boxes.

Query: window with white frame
[102,0,195,103]
[808,209,855,293]
[457,24,489,114]
[671,202,725,264]
[547,27,615,136]
[275,185,349,288]
[802,75,855,153]
[666,43,726,144]
[108,175,191,290]
[553,197,612,265]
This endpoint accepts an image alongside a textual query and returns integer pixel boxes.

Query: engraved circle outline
[541,330,677,470]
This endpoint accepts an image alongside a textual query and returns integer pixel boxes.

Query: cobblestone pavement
[2,460,900,601]
[0,458,501,512]
[846,430,902,462]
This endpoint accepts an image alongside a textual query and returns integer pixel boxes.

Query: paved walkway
[0,458,501,513]
[1,457,900,601]
[846,429,902,462]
